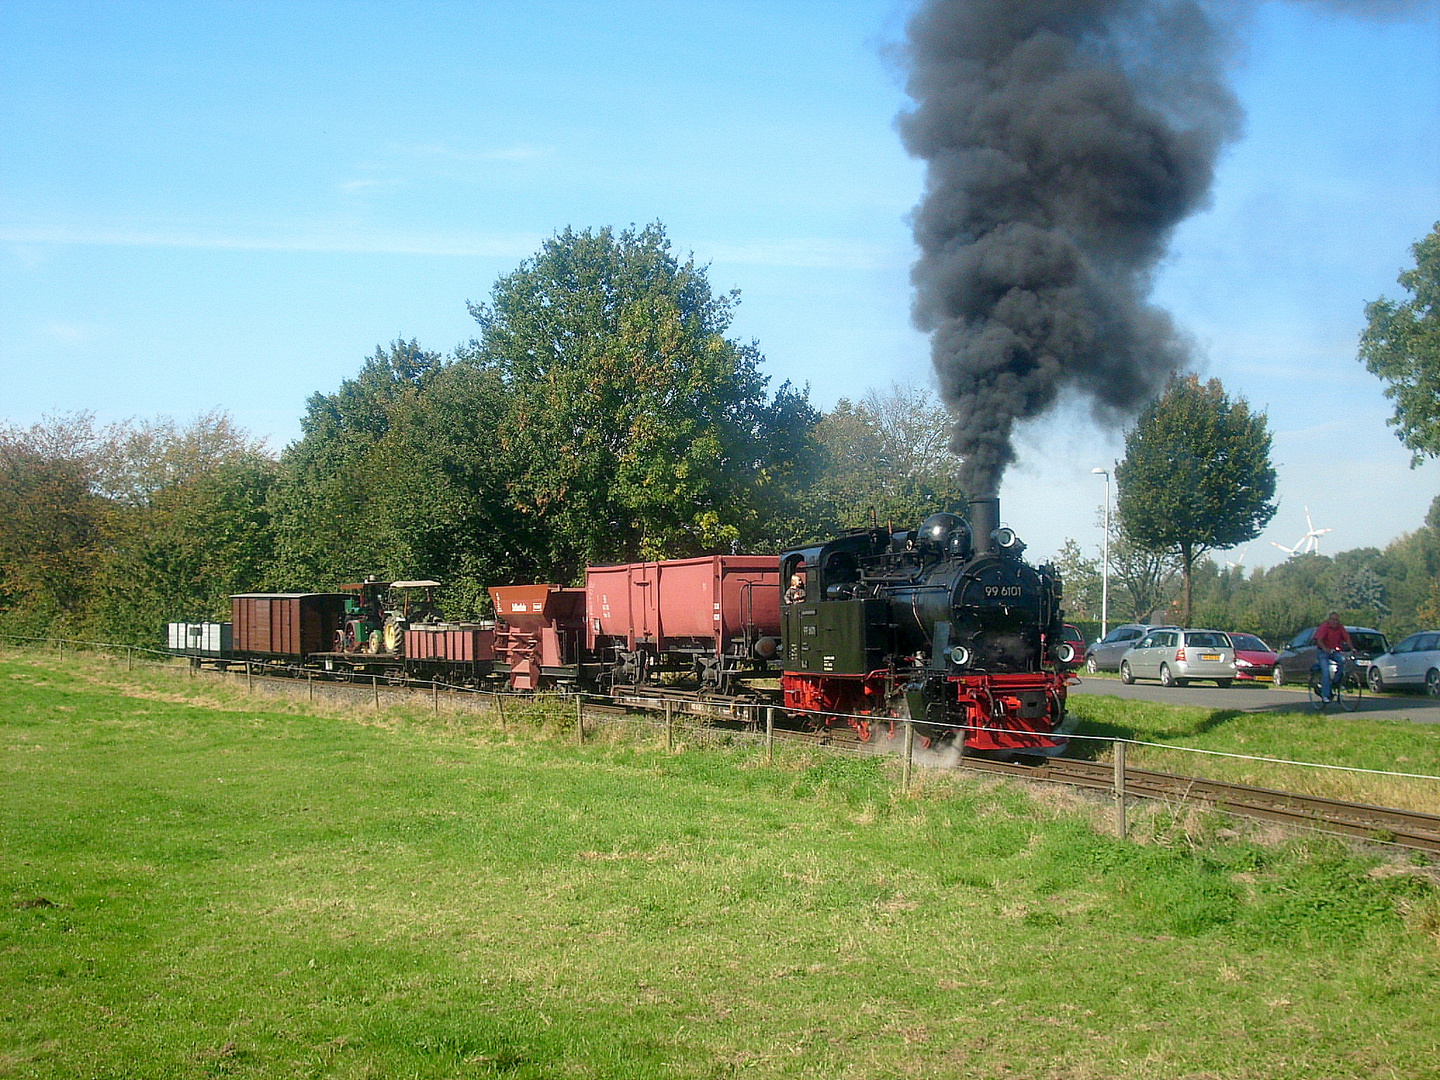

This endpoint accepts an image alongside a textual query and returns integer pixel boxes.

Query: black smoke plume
[899,0,1244,495]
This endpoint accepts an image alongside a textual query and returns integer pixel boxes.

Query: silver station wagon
[1367,631,1440,695]
[1119,628,1237,688]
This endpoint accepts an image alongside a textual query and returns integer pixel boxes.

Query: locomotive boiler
[780,497,1073,754]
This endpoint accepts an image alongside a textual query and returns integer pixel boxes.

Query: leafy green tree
[1116,375,1277,624]
[799,384,968,539]
[0,415,106,633]
[1052,538,1102,624]
[1360,222,1440,464]
[459,223,814,576]
[268,340,447,588]
[88,413,277,644]
[1109,519,1181,624]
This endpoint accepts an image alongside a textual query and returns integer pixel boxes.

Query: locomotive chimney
[968,497,1000,555]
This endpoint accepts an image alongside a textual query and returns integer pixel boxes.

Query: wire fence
[5,633,1439,842]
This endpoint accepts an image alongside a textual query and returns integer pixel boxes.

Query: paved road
[1069,675,1440,725]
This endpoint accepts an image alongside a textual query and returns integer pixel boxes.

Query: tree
[0,415,106,632]
[1360,222,1440,464]
[459,222,814,576]
[799,384,968,539]
[1052,539,1100,620]
[268,340,449,589]
[1115,375,1277,624]
[1109,519,1181,623]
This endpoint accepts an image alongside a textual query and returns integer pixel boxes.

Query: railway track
[956,755,1440,854]
[200,663,1440,855]
[598,689,1440,853]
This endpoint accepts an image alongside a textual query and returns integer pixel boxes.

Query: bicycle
[1308,651,1361,713]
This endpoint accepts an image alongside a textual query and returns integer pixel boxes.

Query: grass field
[3,652,1440,1079]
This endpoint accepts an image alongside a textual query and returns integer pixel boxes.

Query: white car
[1367,631,1440,695]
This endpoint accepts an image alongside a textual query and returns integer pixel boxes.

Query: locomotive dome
[918,512,963,546]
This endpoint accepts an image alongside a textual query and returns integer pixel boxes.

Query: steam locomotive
[780,497,1072,753]
[169,499,1072,755]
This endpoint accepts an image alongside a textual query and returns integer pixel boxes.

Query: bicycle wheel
[1338,669,1361,713]
[1307,670,1326,711]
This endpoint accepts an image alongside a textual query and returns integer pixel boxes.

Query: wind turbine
[1224,548,1249,570]
[1270,507,1334,557]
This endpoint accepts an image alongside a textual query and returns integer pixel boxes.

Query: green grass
[4,653,1440,1078]
[1067,691,1440,812]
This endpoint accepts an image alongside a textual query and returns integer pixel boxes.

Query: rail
[7,635,1439,853]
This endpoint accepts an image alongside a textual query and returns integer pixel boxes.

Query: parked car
[1084,624,1162,673]
[1059,624,1087,667]
[1272,626,1389,687]
[1227,632,1278,682]
[1366,631,1440,695]
[1119,628,1237,687]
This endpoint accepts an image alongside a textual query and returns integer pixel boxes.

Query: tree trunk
[1180,541,1194,626]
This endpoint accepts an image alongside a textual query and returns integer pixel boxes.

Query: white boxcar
[166,622,233,657]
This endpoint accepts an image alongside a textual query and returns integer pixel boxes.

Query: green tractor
[337,578,442,655]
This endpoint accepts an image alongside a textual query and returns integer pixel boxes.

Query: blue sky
[2,0,1437,570]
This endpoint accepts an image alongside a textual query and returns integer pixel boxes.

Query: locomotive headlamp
[949,645,971,666]
[1055,642,1076,664]
[993,527,1018,549]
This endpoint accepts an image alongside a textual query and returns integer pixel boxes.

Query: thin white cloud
[339,177,402,193]
[699,237,909,271]
[0,224,542,259]
[392,142,557,164]
[44,321,94,344]
[483,144,555,162]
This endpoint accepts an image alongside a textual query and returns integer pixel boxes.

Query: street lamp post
[1091,467,1110,639]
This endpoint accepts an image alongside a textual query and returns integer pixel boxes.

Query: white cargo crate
[166,622,232,657]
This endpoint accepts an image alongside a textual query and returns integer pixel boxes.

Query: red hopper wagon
[585,555,781,692]
[489,584,586,691]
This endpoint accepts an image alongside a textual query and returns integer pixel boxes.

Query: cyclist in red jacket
[1314,612,1354,703]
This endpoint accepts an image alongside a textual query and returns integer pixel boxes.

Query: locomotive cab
[781,529,893,679]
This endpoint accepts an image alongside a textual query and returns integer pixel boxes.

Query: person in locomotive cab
[1314,611,1354,703]
[785,572,806,605]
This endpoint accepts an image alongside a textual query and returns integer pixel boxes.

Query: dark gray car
[1272,626,1389,686]
[1084,624,1163,673]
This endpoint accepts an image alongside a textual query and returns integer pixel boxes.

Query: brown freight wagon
[403,622,497,684]
[231,593,348,660]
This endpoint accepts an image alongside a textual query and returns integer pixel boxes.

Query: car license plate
[1201,653,1220,661]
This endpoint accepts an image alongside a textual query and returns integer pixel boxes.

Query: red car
[1059,623,1087,667]
[1228,632,1278,681]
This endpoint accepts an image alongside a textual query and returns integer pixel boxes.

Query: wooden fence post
[246,661,253,692]
[902,719,915,791]
[665,701,674,753]
[433,679,439,714]
[576,694,585,744]
[1114,739,1128,840]
[373,675,380,710]
[496,691,506,730]
[765,706,775,765]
